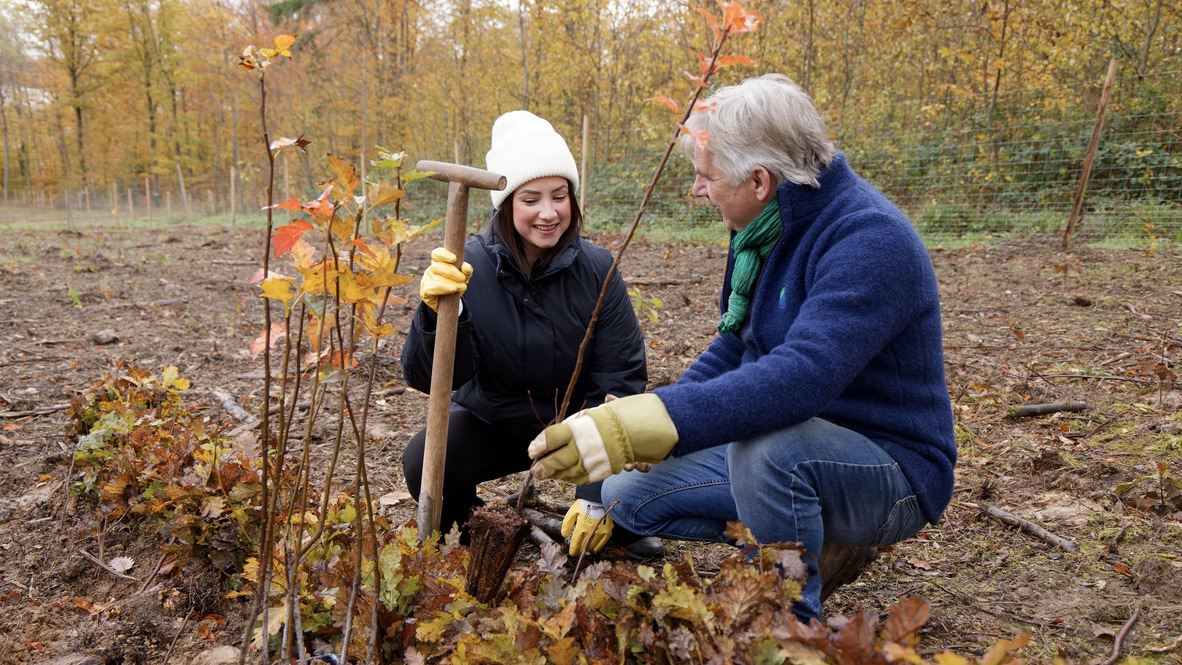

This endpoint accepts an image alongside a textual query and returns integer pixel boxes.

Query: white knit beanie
[485,111,580,210]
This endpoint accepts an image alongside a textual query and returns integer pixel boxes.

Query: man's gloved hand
[419,247,473,311]
[562,499,613,556]
[528,393,678,484]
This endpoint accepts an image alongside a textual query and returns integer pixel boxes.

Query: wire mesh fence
[579,69,1182,247]
[4,70,1179,249]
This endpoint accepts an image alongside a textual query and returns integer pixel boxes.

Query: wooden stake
[144,175,152,224]
[127,187,134,220]
[1063,57,1118,249]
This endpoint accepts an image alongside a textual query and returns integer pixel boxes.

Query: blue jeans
[601,418,928,621]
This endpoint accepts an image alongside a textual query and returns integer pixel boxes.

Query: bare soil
[1,219,1180,664]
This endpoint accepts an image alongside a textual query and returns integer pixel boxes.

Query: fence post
[167,190,172,218]
[127,187,135,221]
[110,182,119,227]
[1063,57,1118,250]
[144,176,152,224]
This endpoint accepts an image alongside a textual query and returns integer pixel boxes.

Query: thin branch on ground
[968,502,1079,553]
[1100,607,1140,665]
[78,549,138,582]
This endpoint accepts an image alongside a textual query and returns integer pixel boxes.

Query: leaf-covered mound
[63,360,1033,664]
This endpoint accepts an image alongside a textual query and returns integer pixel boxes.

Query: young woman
[400,111,660,559]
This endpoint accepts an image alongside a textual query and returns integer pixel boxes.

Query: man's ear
[751,166,778,202]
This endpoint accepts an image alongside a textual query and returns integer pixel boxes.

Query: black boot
[611,528,664,561]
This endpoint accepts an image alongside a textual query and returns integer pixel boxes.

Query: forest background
[0,0,1178,244]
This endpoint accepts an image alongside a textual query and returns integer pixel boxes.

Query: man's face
[691,149,765,233]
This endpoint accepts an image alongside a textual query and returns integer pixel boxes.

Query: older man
[528,74,956,621]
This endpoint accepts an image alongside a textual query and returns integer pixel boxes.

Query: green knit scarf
[719,199,783,335]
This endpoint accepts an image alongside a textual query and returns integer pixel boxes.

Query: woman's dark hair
[490,178,582,278]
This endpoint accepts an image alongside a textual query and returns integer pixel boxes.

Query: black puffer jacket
[402,228,647,429]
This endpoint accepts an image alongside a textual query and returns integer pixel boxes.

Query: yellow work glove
[528,393,678,485]
[562,499,613,556]
[419,247,473,312]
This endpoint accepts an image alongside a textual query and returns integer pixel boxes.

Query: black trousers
[401,406,599,537]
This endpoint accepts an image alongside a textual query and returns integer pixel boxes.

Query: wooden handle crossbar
[416,160,507,192]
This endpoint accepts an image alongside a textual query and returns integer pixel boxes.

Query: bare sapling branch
[519,4,762,512]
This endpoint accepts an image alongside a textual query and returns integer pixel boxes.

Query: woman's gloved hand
[562,499,613,556]
[528,393,678,484]
[419,247,473,311]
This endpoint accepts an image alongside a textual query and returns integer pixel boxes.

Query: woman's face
[510,176,572,264]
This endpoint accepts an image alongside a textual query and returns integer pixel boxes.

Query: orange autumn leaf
[648,95,680,113]
[720,1,761,34]
[250,323,287,360]
[717,54,756,68]
[274,220,314,258]
[347,238,377,259]
[698,52,716,75]
[264,196,303,211]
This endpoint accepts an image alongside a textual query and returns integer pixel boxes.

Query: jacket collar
[774,151,857,224]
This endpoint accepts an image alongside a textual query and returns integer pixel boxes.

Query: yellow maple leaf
[273,34,297,57]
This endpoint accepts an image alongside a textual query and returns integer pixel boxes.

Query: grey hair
[680,73,836,188]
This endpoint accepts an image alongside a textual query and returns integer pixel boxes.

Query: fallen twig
[1100,607,1140,665]
[32,338,88,345]
[529,525,558,549]
[160,610,194,665]
[1008,401,1087,418]
[973,502,1079,553]
[213,390,259,425]
[522,508,564,542]
[139,538,176,594]
[0,404,70,418]
[1146,633,1182,654]
[79,549,138,582]
[0,357,66,368]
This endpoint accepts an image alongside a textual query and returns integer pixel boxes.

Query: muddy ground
[0,214,1180,664]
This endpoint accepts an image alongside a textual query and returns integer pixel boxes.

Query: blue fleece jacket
[654,153,957,525]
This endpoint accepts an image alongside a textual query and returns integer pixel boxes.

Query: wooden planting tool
[414,160,505,544]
